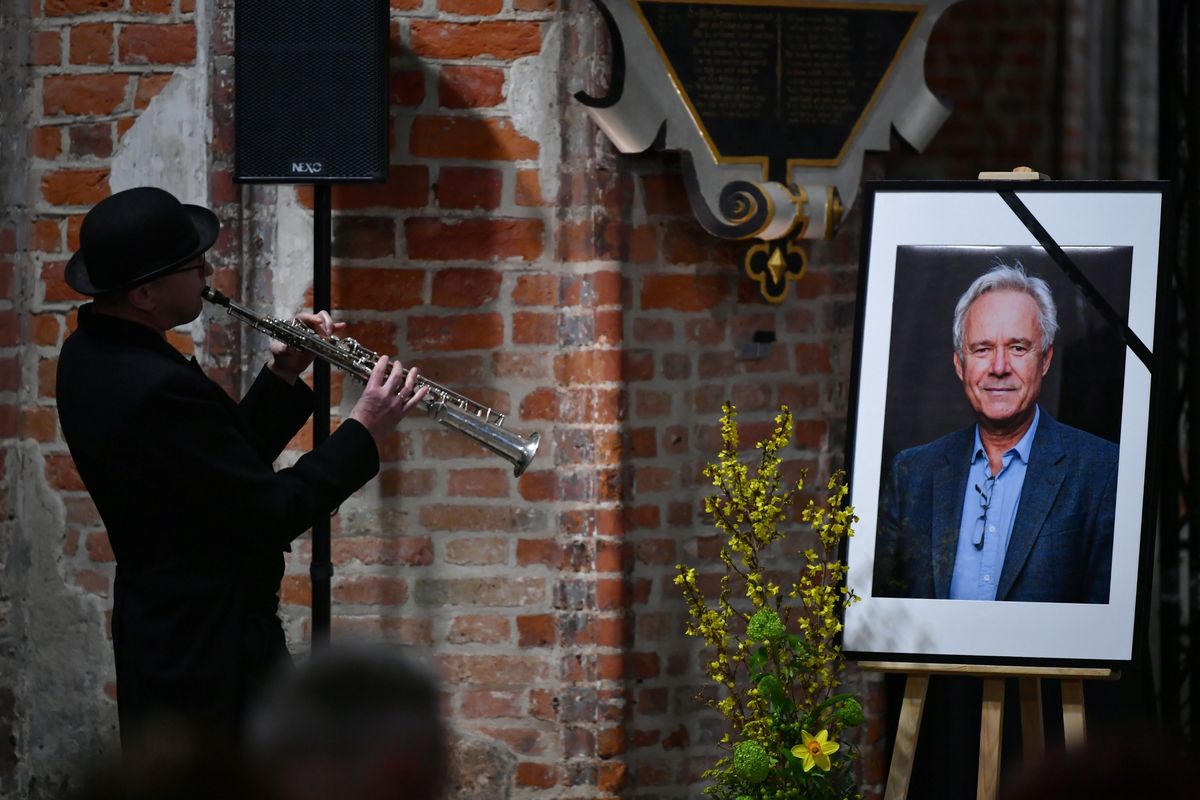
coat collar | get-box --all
[76,304,193,367]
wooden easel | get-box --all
[860,661,1117,800]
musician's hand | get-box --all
[349,356,429,443]
[267,311,344,385]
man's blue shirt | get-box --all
[949,407,1041,600]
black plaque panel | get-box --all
[638,1,918,166]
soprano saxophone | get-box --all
[201,287,540,476]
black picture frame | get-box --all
[842,180,1171,668]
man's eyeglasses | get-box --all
[973,476,995,550]
[171,255,207,275]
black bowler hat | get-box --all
[65,186,220,296]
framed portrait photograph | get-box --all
[842,180,1171,667]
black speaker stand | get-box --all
[311,184,333,647]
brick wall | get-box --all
[0,0,1159,798]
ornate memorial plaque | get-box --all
[577,0,963,302]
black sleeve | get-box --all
[237,364,315,463]
[142,371,380,549]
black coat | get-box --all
[56,305,379,744]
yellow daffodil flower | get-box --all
[791,729,839,772]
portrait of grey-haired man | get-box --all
[873,262,1118,604]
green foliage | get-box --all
[674,403,862,800]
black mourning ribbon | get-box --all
[997,189,1152,370]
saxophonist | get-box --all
[55,187,428,754]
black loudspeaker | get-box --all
[234,0,389,183]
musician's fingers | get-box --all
[404,384,429,413]
[381,358,405,395]
[368,355,390,388]
[313,310,335,337]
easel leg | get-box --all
[977,677,1005,800]
[1061,678,1087,748]
[1018,677,1045,761]
[884,673,929,800]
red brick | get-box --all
[516,538,559,567]
[461,689,521,719]
[554,350,621,384]
[410,116,538,161]
[628,224,657,263]
[662,221,741,264]
[329,536,433,566]
[0,357,18,392]
[514,169,544,206]
[43,75,128,116]
[444,535,509,564]
[438,65,505,109]
[517,470,554,502]
[119,24,196,65]
[32,314,62,346]
[377,467,436,497]
[68,123,113,158]
[406,312,503,351]
[520,386,556,422]
[31,127,62,159]
[641,173,691,215]
[331,266,423,311]
[435,166,501,210]
[390,69,425,107]
[516,614,555,647]
[493,352,549,381]
[407,217,543,261]
[640,274,730,311]
[437,654,548,685]
[45,453,84,491]
[116,117,136,140]
[33,30,61,65]
[44,0,120,14]
[134,73,173,109]
[21,406,59,442]
[332,575,408,605]
[430,267,501,308]
[447,468,510,498]
[31,218,61,252]
[516,762,558,789]
[37,356,57,397]
[419,504,537,532]
[596,727,626,757]
[598,761,628,793]
[447,614,510,644]
[477,726,548,756]
[70,22,113,64]
[556,218,623,262]
[272,575,317,611]
[331,319,391,357]
[438,0,502,13]
[329,616,433,645]
[409,21,540,60]
[512,311,556,345]
[85,532,115,562]
[512,274,556,306]
[131,0,172,10]
[41,170,109,207]
[794,342,832,373]
[332,216,394,259]
[75,569,109,596]
[293,165,430,211]
[794,419,828,451]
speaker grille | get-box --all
[234,0,389,183]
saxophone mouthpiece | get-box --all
[201,286,228,305]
